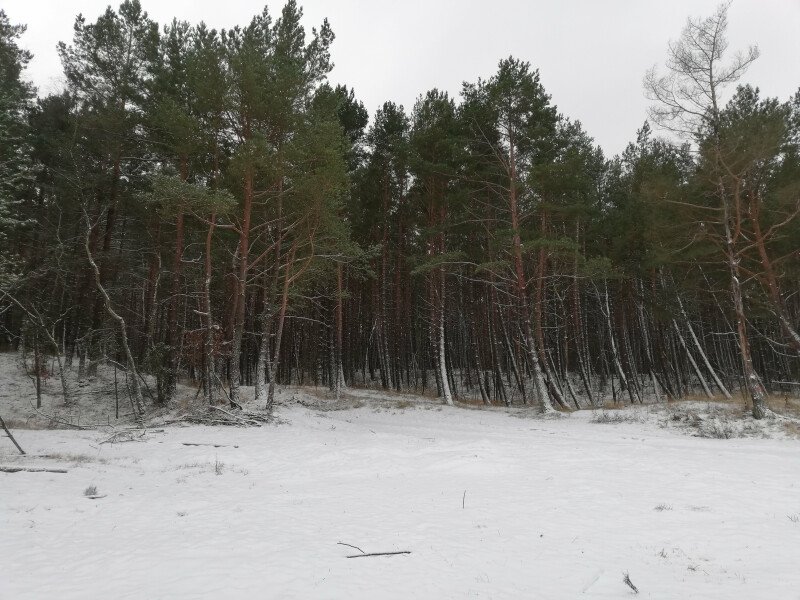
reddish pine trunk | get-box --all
[162,156,189,403]
[229,166,254,405]
[750,198,800,353]
[266,242,297,409]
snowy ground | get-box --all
[3,386,800,599]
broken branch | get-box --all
[337,542,365,554]
[346,551,411,558]
[0,466,68,474]
[0,415,25,455]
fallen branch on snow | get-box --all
[193,406,272,427]
[99,428,165,445]
[209,405,250,423]
[0,466,68,474]
[163,407,275,428]
[347,551,411,558]
[337,542,411,559]
[182,442,240,448]
[100,430,145,444]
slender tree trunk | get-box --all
[635,286,662,402]
[266,243,297,409]
[675,293,732,399]
[33,334,42,409]
[162,155,189,404]
[722,179,768,418]
[672,319,713,398]
[508,136,553,413]
[229,166,254,406]
[534,208,566,408]
[437,266,453,406]
[334,263,346,394]
[141,220,161,360]
[255,202,282,404]
[601,281,631,402]
[203,213,217,405]
[750,202,800,354]
[85,214,144,420]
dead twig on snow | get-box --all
[100,430,147,445]
[347,551,411,558]
[337,542,365,554]
[623,572,639,594]
[182,442,239,448]
[337,542,410,558]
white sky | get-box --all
[4,0,799,156]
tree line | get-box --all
[1,1,798,419]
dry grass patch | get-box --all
[174,460,249,476]
[42,452,108,465]
[781,421,800,439]
[591,410,644,424]
[663,404,778,439]
[1,416,60,430]
[601,399,632,410]
[676,392,738,405]
[669,392,800,418]
[393,399,414,410]
[301,388,366,410]
[768,395,800,418]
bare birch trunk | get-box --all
[601,281,630,401]
[85,214,144,420]
[672,319,713,398]
[676,296,732,399]
[438,268,453,406]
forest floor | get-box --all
[2,352,800,599]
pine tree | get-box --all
[0,10,35,280]
[58,0,159,373]
[409,89,463,404]
[462,57,559,412]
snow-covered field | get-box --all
[3,387,800,599]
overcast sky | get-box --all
[4,0,799,156]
